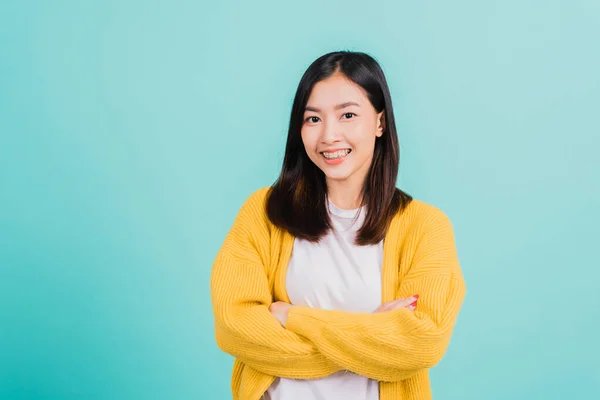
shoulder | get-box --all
[246,186,271,203]
[219,187,274,253]
[239,186,271,213]
[230,186,273,228]
[394,198,455,235]
[404,198,451,221]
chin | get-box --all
[322,169,353,182]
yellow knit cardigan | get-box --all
[210,188,466,400]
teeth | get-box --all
[322,149,351,159]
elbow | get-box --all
[415,335,451,369]
[419,344,445,369]
[407,314,459,369]
[376,339,447,382]
[214,332,228,353]
[389,332,449,372]
[214,324,237,356]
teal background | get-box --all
[1,0,599,399]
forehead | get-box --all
[306,74,368,108]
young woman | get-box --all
[210,51,466,400]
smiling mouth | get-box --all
[321,149,351,160]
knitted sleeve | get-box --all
[210,189,340,379]
[285,208,466,382]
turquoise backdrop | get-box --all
[1,0,599,399]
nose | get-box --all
[320,119,342,144]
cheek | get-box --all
[301,129,316,152]
[348,122,376,148]
[300,132,308,151]
[348,131,377,162]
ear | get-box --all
[376,110,386,137]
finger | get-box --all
[386,295,419,311]
[269,301,285,313]
[376,295,420,313]
[377,300,395,312]
[378,300,401,312]
[374,304,390,313]
[389,302,417,312]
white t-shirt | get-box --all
[264,199,383,400]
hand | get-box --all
[374,295,419,313]
[269,301,292,327]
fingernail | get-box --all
[409,300,418,307]
[413,295,419,299]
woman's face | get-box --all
[301,73,384,187]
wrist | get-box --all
[282,304,293,327]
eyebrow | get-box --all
[305,101,360,112]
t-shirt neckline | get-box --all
[327,198,365,219]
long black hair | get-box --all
[266,51,412,245]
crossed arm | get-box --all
[210,194,466,382]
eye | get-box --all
[342,112,356,119]
[305,116,320,123]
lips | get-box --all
[320,149,351,165]
[321,149,352,160]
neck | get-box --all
[326,179,364,210]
